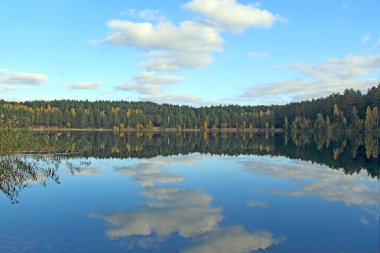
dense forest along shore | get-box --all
[0,85,379,133]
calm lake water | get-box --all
[0,132,379,252]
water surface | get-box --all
[0,132,379,252]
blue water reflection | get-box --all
[0,153,378,252]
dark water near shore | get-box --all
[0,132,379,252]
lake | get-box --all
[0,131,379,252]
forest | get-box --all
[0,84,379,132]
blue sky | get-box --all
[0,0,379,105]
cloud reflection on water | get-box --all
[242,157,379,207]
[182,226,282,253]
[92,155,282,252]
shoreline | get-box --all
[26,127,380,136]
[28,127,284,133]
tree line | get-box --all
[0,84,379,131]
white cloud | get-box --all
[116,71,211,105]
[135,173,185,187]
[103,2,278,104]
[93,155,284,251]
[248,51,269,60]
[183,226,280,253]
[142,50,216,71]
[141,186,213,208]
[98,186,222,238]
[98,156,222,238]
[113,156,204,186]
[105,20,222,53]
[65,81,102,90]
[115,155,202,175]
[115,168,184,187]
[242,157,380,207]
[0,68,47,85]
[135,71,186,85]
[287,54,380,79]
[117,82,162,96]
[140,93,206,105]
[242,53,380,104]
[114,155,203,185]
[361,34,371,44]
[105,20,223,72]
[114,162,161,176]
[184,0,277,32]
[116,71,185,94]
[156,154,203,165]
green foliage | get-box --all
[0,116,58,155]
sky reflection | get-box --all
[92,155,282,252]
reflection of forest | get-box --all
[0,153,89,203]
[0,128,89,203]
[1,130,378,203]
[58,131,379,178]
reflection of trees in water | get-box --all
[57,131,379,177]
[0,124,90,204]
[291,131,312,147]
[0,155,60,203]
[364,134,379,159]
[0,155,90,204]
[2,129,377,202]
